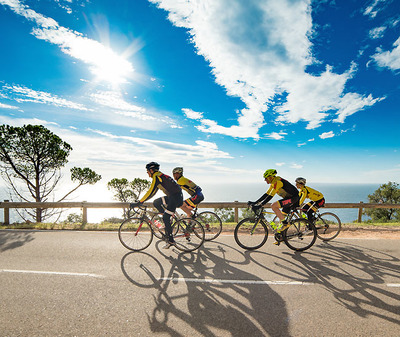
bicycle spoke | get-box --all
[173,218,205,252]
[234,218,268,250]
[196,211,223,241]
[283,218,316,251]
[315,212,341,241]
[118,217,153,251]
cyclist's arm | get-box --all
[255,185,277,205]
[298,189,307,205]
[139,176,159,203]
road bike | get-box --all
[272,208,341,241]
[234,206,317,252]
[118,205,205,253]
[151,206,222,241]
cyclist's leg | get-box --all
[163,192,183,244]
[182,193,204,217]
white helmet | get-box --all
[172,167,183,174]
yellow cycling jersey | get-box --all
[140,171,181,203]
[176,176,202,196]
[266,176,298,199]
[298,185,324,205]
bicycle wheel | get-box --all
[315,212,341,241]
[196,211,223,241]
[173,218,205,252]
[150,213,167,239]
[234,218,268,250]
[283,218,317,252]
[118,217,153,251]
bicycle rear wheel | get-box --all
[118,217,153,251]
[234,218,268,250]
[196,211,223,241]
[315,212,341,241]
[283,218,316,252]
[173,218,205,252]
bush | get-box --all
[364,182,400,222]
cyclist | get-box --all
[172,167,204,218]
[131,162,183,249]
[248,169,299,243]
[295,177,325,222]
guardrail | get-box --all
[1,200,399,224]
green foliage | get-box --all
[0,124,101,222]
[364,182,400,222]
[65,213,83,224]
[240,207,255,220]
[71,167,102,185]
[107,177,151,219]
[214,207,234,222]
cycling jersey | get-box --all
[298,186,324,205]
[256,176,298,205]
[176,176,202,196]
[140,171,181,203]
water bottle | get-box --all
[154,220,164,229]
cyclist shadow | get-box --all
[288,240,400,325]
[121,240,293,337]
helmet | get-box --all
[295,177,306,185]
[263,169,277,178]
[145,162,160,171]
[172,167,183,174]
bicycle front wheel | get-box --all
[283,218,316,252]
[315,212,341,241]
[197,211,223,241]
[234,218,268,250]
[173,218,205,252]
[118,217,153,251]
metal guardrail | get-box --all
[1,200,399,224]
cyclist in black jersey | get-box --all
[248,169,299,236]
[131,162,183,249]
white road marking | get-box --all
[158,277,314,285]
[387,283,400,287]
[0,269,104,278]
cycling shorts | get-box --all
[184,192,204,208]
[278,195,300,215]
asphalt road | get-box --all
[1,230,399,336]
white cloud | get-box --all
[1,84,89,110]
[369,26,386,39]
[149,0,381,138]
[319,131,335,139]
[182,108,204,120]
[290,163,303,169]
[372,37,400,70]
[0,0,134,85]
[276,162,285,167]
[363,0,386,18]
[265,131,287,140]
[0,102,19,110]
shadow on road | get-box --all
[121,240,292,336]
[120,238,400,336]
[0,230,34,252]
[289,241,400,326]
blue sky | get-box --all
[0,0,399,202]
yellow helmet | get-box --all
[263,169,277,178]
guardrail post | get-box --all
[234,201,239,223]
[82,201,87,225]
[358,201,363,223]
[3,200,10,225]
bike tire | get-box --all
[283,218,317,252]
[234,218,268,250]
[118,217,153,251]
[196,211,223,241]
[172,218,205,252]
[150,213,180,239]
[315,212,341,241]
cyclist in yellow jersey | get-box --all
[295,177,325,222]
[172,167,204,217]
[248,169,299,234]
[130,162,183,249]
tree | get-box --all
[107,177,150,218]
[214,207,234,222]
[0,124,101,222]
[364,182,400,222]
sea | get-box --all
[1,183,381,224]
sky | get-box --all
[0,0,400,204]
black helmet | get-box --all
[145,162,160,171]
